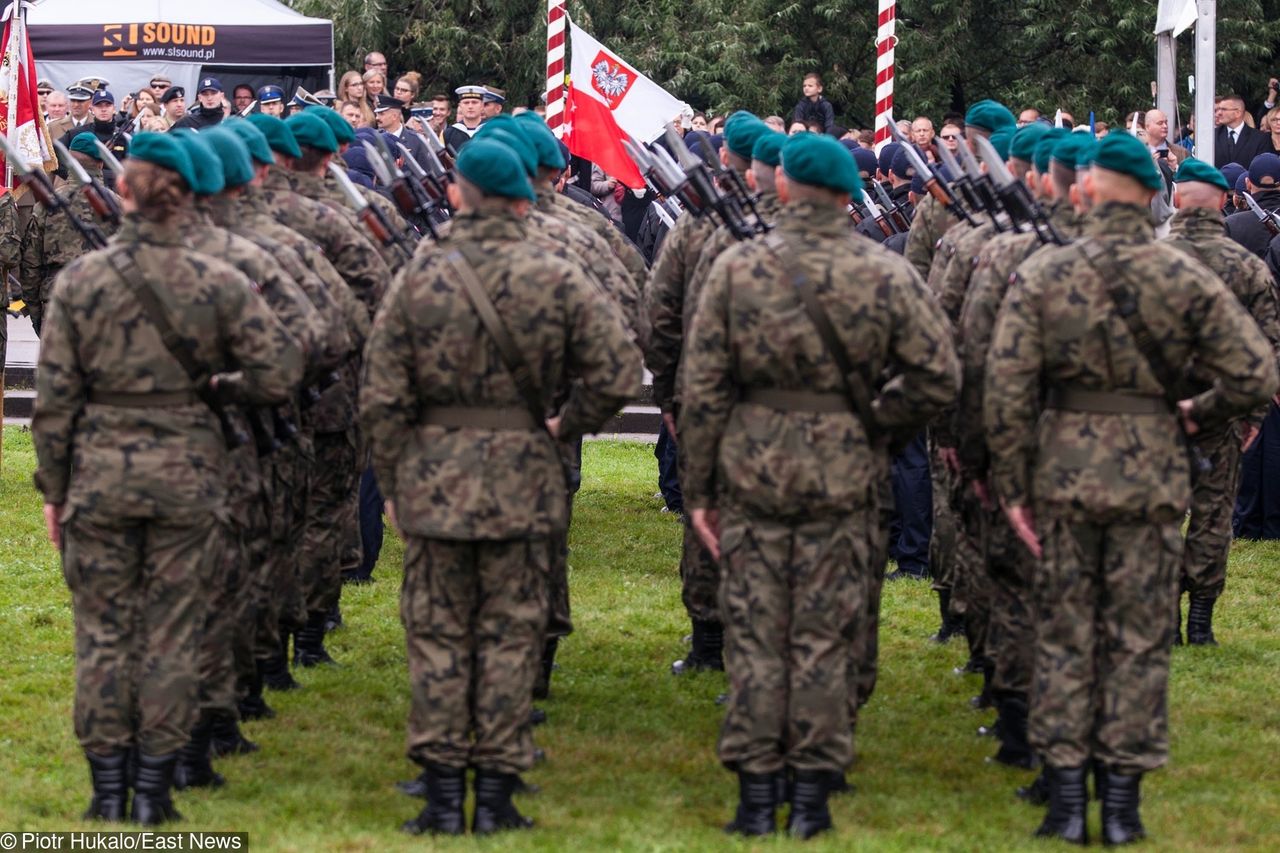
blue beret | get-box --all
[225,119,276,166]
[988,128,1014,161]
[284,112,338,153]
[455,138,536,202]
[69,132,102,160]
[1032,127,1070,172]
[514,112,566,170]
[474,125,537,177]
[1248,152,1280,187]
[1172,157,1229,191]
[1221,162,1247,190]
[890,145,917,180]
[684,130,715,163]
[964,99,1016,132]
[781,132,863,197]
[1010,124,1050,163]
[343,145,376,179]
[877,142,901,177]
[124,132,198,191]
[751,130,785,167]
[203,127,255,189]
[306,105,356,146]
[1235,172,1249,193]
[246,114,301,159]
[170,131,226,196]
[1091,132,1163,190]
[851,146,878,178]
[724,114,769,161]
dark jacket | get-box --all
[792,96,836,134]
[1225,187,1280,258]
[171,105,224,131]
[1214,124,1273,170]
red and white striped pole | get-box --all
[545,0,567,138]
[873,0,897,150]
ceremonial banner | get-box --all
[0,0,53,191]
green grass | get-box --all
[1,427,1279,850]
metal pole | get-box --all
[1194,0,1216,164]
[1156,33,1177,128]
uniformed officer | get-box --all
[172,77,225,130]
[443,85,486,151]
[159,86,187,127]
[258,85,286,118]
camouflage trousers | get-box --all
[676,431,721,623]
[718,509,870,775]
[953,489,992,660]
[1182,425,1243,599]
[848,477,894,723]
[982,507,1035,697]
[401,536,550,774]
[927,437,982,596]
[62,512,222,755]
[254,440,310,661]
[300,430,358,616]
[546,438,583,640]
[1030,517,1182,772]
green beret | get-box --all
[1050,134,1087,170]
[284,112,338,153]
[964,99,1016,133]
[781,132,863,197]
[1071,137,1099,171]
[751,131,786,167]
[513,112,566,170]
[171,131,226,196]
[127,132,198,191]
[1010,124,1050,163]
[69,132,102,161]
[455,138,536,202]
[1033,127,1070,173]
[1090,132,1163,189]
[725,115,769,161]
[1172,157,1229,192]
[246,114,301,159]
[225,119,276,166]
[475,125,537,177]
[203,127,255,188]
[988,128,1014,160]
[306,105,356,145]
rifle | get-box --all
[1243,192,1280,237]
[238,100,258,118]
[399,140,454,216]
[327,161,414,262]
[622,139,684,226]
[861,189,896,238]
[641,140,709,217]
[953,136,1011,233]
[885,115,976,225]
[935,141,986,219]
[663,123,768,240]
[870,180,911,233]
[361,139,438,241]
[0,134,108,250]
[92,139,127,181]
[972,135,1067,246]
[53,140,122,226]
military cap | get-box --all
[1032,127,1070,173]
[513,112,566,170]
[69,133,103,161]
[1089,132,1163,190]
[483,86,506,104]
[1235,172,1249,193]
[247,113,302,159]
[257,85,284,104]
[455,138,536,202]
[1172,157,1229,192]
[149,74,172,87]
[37,79,53,95]
[284,111,339,153]
[203,127,256,188]
[67,85,93,102]
[171,131,227,196]
[1010,123,1051,163]
[475,125,537,177]
[964,99,1016,133]
[306,105,356,145]
[1050,134,1086,170]
[1248,152,1280,187]
[988,128,1014,160]
[76,76,109,92]
[1071,137,1099,170]
[128,132,198,191]
[198,76,224,94]
[851,146,878,178]
[781,132,863,197]
[225,119,276,166]
[877,142,901,177]
[723,112,767,160]
[890,145,917,180]
[455,85,486,102]
[752,131,786,167]
[313,89,338,106]
[1221,162,1247,191]
[90,90,114,106]
[373,93,403,114]
[160,86,185,105]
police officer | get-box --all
[258,85,286,118]
[172,77,226,130]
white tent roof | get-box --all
[26,0,330,27]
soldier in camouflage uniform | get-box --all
[31,133,302,824]
[681,133,958,839]
[984,133,1278,845]
[19,135,121,336]
[360,139,640,835]
[1163,159,1280,645]
[0,193,17,373]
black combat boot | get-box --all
[293,611,337,667]
[260,638,301,691]
[83,750,128,821]
[532,638,559,700]
[930,590,965,643]
[395,768,429,799]
[1034,765,1088,845]
[786,770,833,840]
[238,668,275,721]
[130,752,183,826]
[970,659,995,710]
[1098,765,1146,845]
[209,710,259,757]
[173,714,225,790]
[402,763,466,836]
[1186,594,1218,646]
[472,769,534,834]
[671,620,725,675]
[724,771,778,836]
[1016,767,1049,805]
[992,693,1037,769]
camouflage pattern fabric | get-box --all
[547,189,647,288]
[0,193,17,367]
[904,192,959,282]
[300,430,358,616]
[644,211,716,413]
[291,168,405,274]
[849,469,893,721]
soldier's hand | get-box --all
[43,503,63,551]
[690,508,720,561]
[940,446,961,475]
[662,412,678,444]
[1176,399,1200,436]
[1002,502,1042,559]
[1241,423,1260,452]
[545,415,563,439]
[971,479,994,511]
[384,499,399,532]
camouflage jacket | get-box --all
[936,220,998,326]
[985,201,1279,523]
[905,192,959,281]
[644,211,717,412]
[685,191,784,335]
[680,201,959,520]
[956,201,1082,476]
[32,216,303,519]
[548,189,647,287]
[0,194,17,310]
[20,173,121,308]
[286,168,404,273]
[359,210,642,540]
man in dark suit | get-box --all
[374,93,430,172]
[1214,95,1272,169]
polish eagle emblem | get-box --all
[589,51,634,109]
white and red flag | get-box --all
[563,19,683,189]
[0,0,53,193]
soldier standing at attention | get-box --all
[360,139,640,836]
[984,133,1278,845]
[31,133,302,824]
[1162,159,1280,644]
[680,133,957,839]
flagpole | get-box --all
[1193,0,1215,165]
[545,0,567,138]
[873,0,897,151]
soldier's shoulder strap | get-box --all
[443,247,547,431]
[761,231,879,441]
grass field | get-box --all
[1,425,1278,851]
